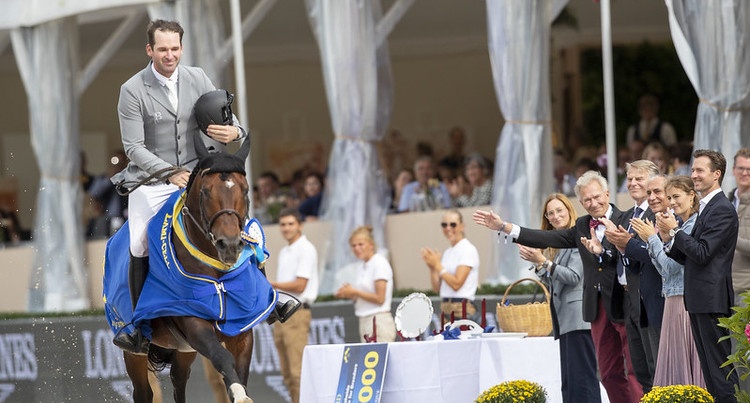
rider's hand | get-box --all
[168,171,191,188]
[206,124,240,144]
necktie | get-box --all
[628,207,643,235]
[165,79,178,110]
[589,218,601,229]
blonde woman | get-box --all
[335,226,396,342]
[630,176,705,387]
[421,209,480,323]
[517,193,600,403]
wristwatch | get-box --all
[669,226,682,237]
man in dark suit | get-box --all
[658,149,739,402]
[473,170,643,403]
[603,162,665,393]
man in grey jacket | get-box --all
[729,147,750,390]
[111,19,245,353]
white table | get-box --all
[300,336,609,403]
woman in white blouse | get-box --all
[335,226,396,342]
[421,209,480,323]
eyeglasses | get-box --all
[545,208,566,218]
[735,167,750,174]
[440,222,458,228]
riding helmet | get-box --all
[194,89,234,135]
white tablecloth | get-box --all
[300,336,609,403]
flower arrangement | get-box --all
[475,380,547,403]
[640,385,713,403]
[717,290,750,402]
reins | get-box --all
[115,166,192,196]
[181,170,246,248]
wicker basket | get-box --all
[496,277,553,337]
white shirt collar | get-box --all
[699,187,723,214]
[151,63,179,86]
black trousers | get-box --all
[559,329,601,403]
[689,312,738,403]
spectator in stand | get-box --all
[335,226,396,342]
[390,168,413,213]
[397,156,451,213]
[642,141,671,174]
[87,149,129,238]
[626,94,677,147]
[298,172,324,221]
[669,142,693,176]
[255,171,288,224]
[553,149,577,196]
[630,175,705,388]
[518,193,601,402]
[438,126,467,178]
[574,158,601,179]
[449,153,493,207]
[421,209,480,324]
[0,205,22,246]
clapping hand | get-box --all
[580,226,604,256]
[655,211,679,241]
[630,217,655,242]
[601,217,633,252]
[420,247,442,272]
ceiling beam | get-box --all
[216,0,278,65]
[77,8,147,96]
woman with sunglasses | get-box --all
[630,176,705,387]
[335,226,396,342]
[421,209,480,323]
[516,193,601,403]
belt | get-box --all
[301,302,311,309]
[442,298,468,303]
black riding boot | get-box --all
[112,255,150,353]
[259,267,302,325]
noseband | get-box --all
[181,170,247,247]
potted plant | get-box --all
[718,290,750,402]
[640,385,713,403]
[475,380,547,403]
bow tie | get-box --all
[589,218,601,229]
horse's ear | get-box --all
[235,136,251,161]
[194,131,210,161]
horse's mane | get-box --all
[186,152,247,192]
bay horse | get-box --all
[112,134,274,403]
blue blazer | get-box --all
[621,207,665,328]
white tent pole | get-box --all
[600,0,617,195]
[229,0,253,215]
[217,0,277,64]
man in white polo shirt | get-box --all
[270,208,319,403]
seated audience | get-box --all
[449,153,493,207]
[398,156,451,213]
[298,172,324,221]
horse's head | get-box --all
[183,133,251,267]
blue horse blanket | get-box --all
[103,190,277,339]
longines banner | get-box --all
[0,297,506,402]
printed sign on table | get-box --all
[335,343,389,403]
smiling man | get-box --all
[111,19,247,353]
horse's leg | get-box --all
[123,352,153,403]
[174,317,253,403]
[223,331,254,385]
[169,351,197,403]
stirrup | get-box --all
[113,329,150,354]
[266,291,303,325]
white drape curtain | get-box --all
[666,0,750,191]
[486,0,566,283]
[11,17,88,311]
[306,0,393,293]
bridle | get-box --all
[181,170,248,247]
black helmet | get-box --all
[194,89,234,135]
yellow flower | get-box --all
[475,380,547,403]
[640,385,713,403]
